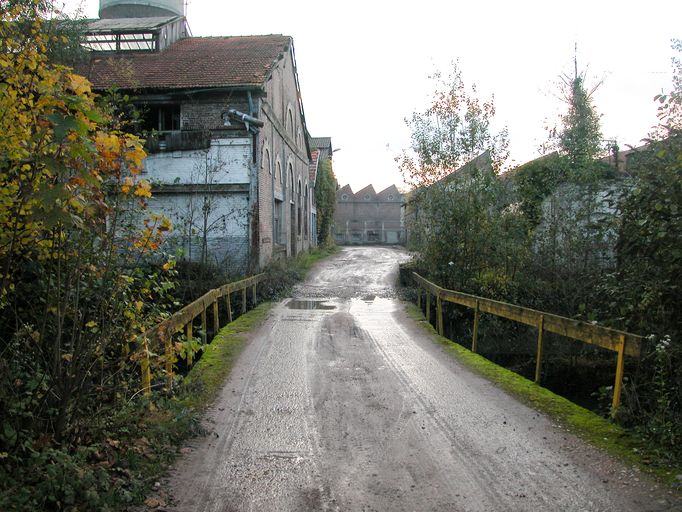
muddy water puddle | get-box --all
[286,299,336,310]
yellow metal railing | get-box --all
[139,273,266,394]
[412,272,643,412]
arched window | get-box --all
[297,179,302,235]
[304,184,309,237]
[263,148,271,174]
[276,161,282,183]
[286,107,294,138]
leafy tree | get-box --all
[558,73,603,175]
[397,63,509,187]
[597,40,682,451]
[0,2,176,502]
[315,157,336,246]
[512,153,564,228]
[400,65,524,298]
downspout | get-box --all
[270,111,276,249]
[248,90,259,271]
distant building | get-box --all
[334,185,404,244]
[307,137,336,245]
[79,0,318,274]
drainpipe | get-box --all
[270,108,276,251]
[248,99,260,272]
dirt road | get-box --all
[166,247,680,511]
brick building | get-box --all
[334,184,404,244]
[81,0,316,273]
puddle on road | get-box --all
[286,299,336,310]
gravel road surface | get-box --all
[165,247,681,512]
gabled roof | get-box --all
[310,137,332,149]
[336,184,353,198]
[310,137,333,160]
[376,184,400,199]
[84,35,291,90]
[355,184,376,198]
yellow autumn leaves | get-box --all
[0,3,173,305]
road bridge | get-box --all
[165,246,679,511]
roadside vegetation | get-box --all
[0,2,337,509]
[401,47,682,471]
[315,157,338,247]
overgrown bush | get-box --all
[0,2,181,509]
[403,47,682,464]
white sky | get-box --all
[61,0,680,192]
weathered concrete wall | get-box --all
[143,138,251,185]
[149,192,250,274]
[138,47,313,272]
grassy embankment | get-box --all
[116,246,340,508]
[405,302,682,489]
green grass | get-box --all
[405,302,682,488]
[179,303,273,409]
[0,247,342,512]
[180,245,339,410]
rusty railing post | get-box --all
[535,314,545,383]
[201,307,208,344]
[163,331,174,390]
[417,286,422,310]
[186,322,193,366]
[436,293,444,336]
[612,334,626,414]
[213,301,219,336]
[226,292,233,323]
[140,335,152,396]
[425,291,431,324]
[472,299,480,353]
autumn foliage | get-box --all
[0,2,178,509]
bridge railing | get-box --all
[410,272,643,412]
[138,273,266,395]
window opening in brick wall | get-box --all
[304,184,309,237]
[274,199,283,244]
[297,180,302,236]
[141,104,180,132]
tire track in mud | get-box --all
[170,306,334,512]
[165,247,680,512]
[351,298,666,511]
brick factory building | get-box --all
[80,0,317,274]
[334,185,405,245]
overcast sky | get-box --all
[61,0,680,192]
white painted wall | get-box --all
[143,138,252,185]
[149,193,250,273]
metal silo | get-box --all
[99,0,185,18]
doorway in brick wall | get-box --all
[290,202,297,256]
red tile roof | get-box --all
[309,150,320,183]
[85,35,291,90]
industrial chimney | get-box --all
[99,0,185,19]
